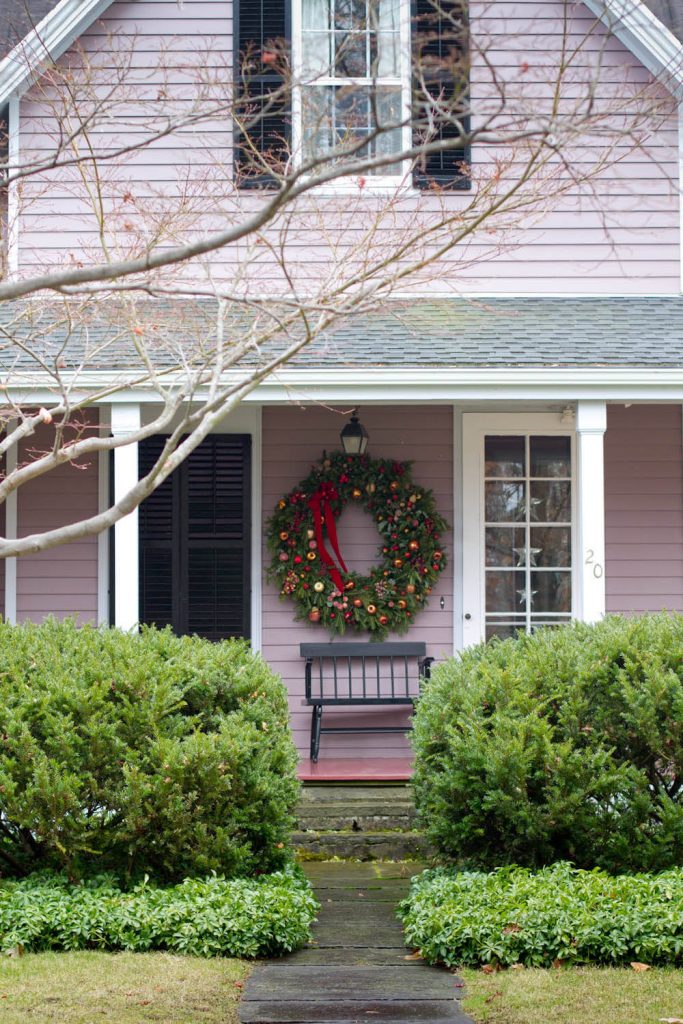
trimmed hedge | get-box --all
[0,619,299,881]
[412,614,683,873]
[399,863,683,968]
[0,868,318,957]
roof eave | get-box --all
[0,0,115,106]
[583,0,683,98]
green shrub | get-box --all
[399,862,683,968]
[412,614,683,872]
[0,619,299,881]
[0,867,318,957]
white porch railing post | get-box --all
[111,403,141,630]
[576,400,607,624]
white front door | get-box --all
[462,413,576,647]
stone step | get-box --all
[299,784,413,805]
[296,806,416,832]
[292,829,431,861]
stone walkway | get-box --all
[239,862,471,1023]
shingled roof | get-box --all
[1,296,682,374]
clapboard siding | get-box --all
[16,422,99,623]
[15,0,679,293]
[262,405,453,758]
[604,405,683,615]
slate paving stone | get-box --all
[243,966,462,1001]
[238,861,469,1024]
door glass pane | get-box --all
[530,526,571,567]
[485,436,525,477]
[530,436,571,477]
[485,527,526,567]
[530,571,572,613]
[486,571,526,613]
[485,481,525,522]
[530,480,571,522]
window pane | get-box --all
[530,571,572,613]
[302,32,332,75]
[486,571,526,613]
[334,32,367,75]
[485,481,525,522]
[530,436,571,478]
[303,0,331,30]
[485,527,525,567]
[485,436,525,478]
[530,526,571,567]
[486,621,525,642]
[335,0,367,29]
[530,480,571,522]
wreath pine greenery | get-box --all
[266,450,449,639]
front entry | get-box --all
[138,434,252,640]
[463,413,575,647]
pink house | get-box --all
[1,0,682,777]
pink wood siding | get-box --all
[605,404,683,614]
[15,0,680,294]
[16,424,99,623]
[262,405,454,758]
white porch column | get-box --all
[111,403,141,630]
[576,400,607,623]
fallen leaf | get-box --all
[502,923,521,934]
[510,964,525,970]
[454,982,465,989]
[404,951,423,960]
[630,962,651,972]
[552,959,566,970]
[485,991,503,1004]
[481,964,498,974]
[234,981,244,989]
[138,1000,151,1006]
[659,1018,683,1023]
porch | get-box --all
[4,399,683,773]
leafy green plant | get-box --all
[0,619,299,881]
[0,867,318,957]
[399,862,683,967]
[412,614,683,872]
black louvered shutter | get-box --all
[234,0,291,188]
[139,435,251,641]
[412,0,471,191]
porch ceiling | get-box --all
[2,297,683,378]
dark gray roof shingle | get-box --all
[0,1,61,64]
[642,1,683,42]
[1,296,682,375]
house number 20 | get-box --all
[585,549,604,578]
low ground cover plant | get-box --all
[399,862,683,968]
[0,619,299,881]
[412,614,683,872]
[0,868,318,957]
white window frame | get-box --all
[462,412,578,648]
[291,0,413,189]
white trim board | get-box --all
[0,0,116,106]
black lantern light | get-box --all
[340,409,369,455]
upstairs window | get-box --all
[294,0,409,179]
[234,0,470,190]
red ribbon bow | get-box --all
[307,483,348,591]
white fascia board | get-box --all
[6,366,683,404]
[0,0,116,106]
[583,0,683,98]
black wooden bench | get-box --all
[300,642,434,762]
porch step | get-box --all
[294,783,430,861]
[292,829,430,860]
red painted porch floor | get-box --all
[297,756,413,782]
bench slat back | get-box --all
[301,642,428,704]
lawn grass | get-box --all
[0,950,250,1023]
[462,966,683,1024]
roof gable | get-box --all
[0,0,682,107]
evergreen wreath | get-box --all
[266,450,448,638]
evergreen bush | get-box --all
[412,614,683,872]
[0,619,299,881]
